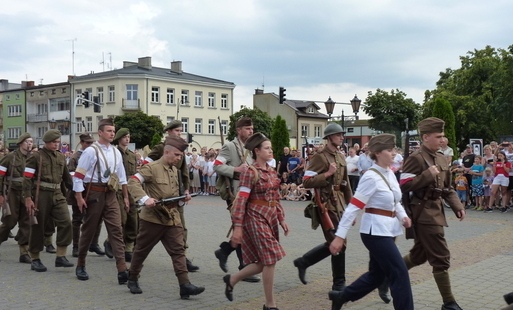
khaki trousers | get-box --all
[0,188,30,246]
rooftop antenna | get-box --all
[66,38,77,75]
[100,52,105,71]
[108,52,112,70]
[262,76,265,91]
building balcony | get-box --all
[122,98,141,111]
[27,113,49,122]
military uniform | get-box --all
[400,117,465,310]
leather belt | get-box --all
[365,207,396,218]
[333,185,341,191]
[7,177,23,182]
[85,183,109,192]
[248,199,278,207]
[39,181,61,189]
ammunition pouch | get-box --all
[423,187,451,200]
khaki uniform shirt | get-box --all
[128,159,181,226]
[146,142,189,191]
[0,149,30,191]
[214,138,253,193]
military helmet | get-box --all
[323,122,345,139]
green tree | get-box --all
[114,112,164,149]
[227,106,274,141]
[271,115,290,160]
[431,98,457,158]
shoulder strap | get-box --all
[248,165,259,184]
[368,168,392,191]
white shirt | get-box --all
[345,154,360,176]
[506,150,513,176]
[391,153,403,172]
[357,153,373,174]
[73,142,128,192]
[335,163,407,239]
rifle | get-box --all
[217,116,235,202]
[1,154,16,217]
[138,193,198,208]
[30,153,44,226]
[402,118,415,239]
[313,188,335,237]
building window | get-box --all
[8,105,22,117]
[86,117,93,132]
[37,103,47,115]
[166,88,175,105]
[181,117,189,133]
[76,89,82,97]
[126,84,138,100]
[15,93,20,100]
[208,119,215,134]
[51,89,56,95]
[8,127,22,139]
[37,127,46,138]
[151,87,159,103]
[181,90,188,104]
[195,91,202,107]
[166,116,175,124]
[208,92,215,108]
[97,87,104,103]
[5,94,10,101]
[62,88,67,94]
[75,117,83,133]
[58,124,70,135]
[308,106,315,113]
[30,92,35,97]
[50,98,70,112]
[221,120,228,136]
[221,94,228,108]
[347,128,354,133]
[39,91,44,96]
[195,118,202,133]
[301,125,308,137]
[314,126,321,138]
[108,86,115,102]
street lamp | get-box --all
[49,118,57,129]
[64,117,71,129]
[350,94,362,120]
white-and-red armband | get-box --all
[0,165,7,176]
[214,155,227,166]
[303,170,318,181]
[142,157,153,165]
[73,167,88,180]
[349,192,369,209]
[238,186,251,198]
[399,173,416,186]
[131,173,145,183]
[23,167,36,178]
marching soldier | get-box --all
[0,133,33,263]
[127,135,204,299]
[23,129,74,272]
[142,120,198,272]
[400,117,466,310]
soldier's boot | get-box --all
[293,244,331,285]
[331,251,346,291]
[377,278,391,304]
[215,241,235,273]
[505,292,513,305]
[128,280,143,294]
[328,289,350,310]
[44,235,56,253]
[186,258,199,272]
[30,252,47,272]
[236,245,260,283]
[179,282,205,299]
[125,242,134,262]
[403,254,417,270]
[55,246,74,267]
[434,270,462,310]
[19,245,31,264]
[104,239,113,258]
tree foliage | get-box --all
[431,98,457,158]
[114,112,164,149]
[227,106,274,141]
[271,115,290,160]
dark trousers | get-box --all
[0,188,30,246]
[344,233,413,310]
[177,204,188,249]
[409,224,450,272]
[71,202,102,247]
[348,175,360,193]
[77,189,126,271]
[129,219,188,285]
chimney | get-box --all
[171,61,182,74]
[68,75,75,81]
[138,56,152,70]
[123,61,137,68]
[0,79,8,91]
[21,81,34,88]
[255,88,264,95]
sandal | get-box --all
[223,274,233,301]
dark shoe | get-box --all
[293,257,308,284]
[8,232,14,238]
[72,246,79,258]
[45,244,56,253]
[31,259,47,272]
[186,258,199,272]
[127,280,143,294]
[328,290,349,310]
[242,274,261,282]
[263,305,279,310]
[179,282,205,299]
[104,240,113,258]
[125,252,132,263]
[441,301,463,310]
[294,245,331,285]
[223,275,233,301]
[76,266,89,281]
[504,292,513,305]
[19,254,31,264]
[55,256,74,267]
[215,249,228,272]
[89,243,105,256]
[118,270,128,285]
[377,280,391,304]
[331,252,346,291]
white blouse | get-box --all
[335,163,408,239]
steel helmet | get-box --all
[323,122,345,139]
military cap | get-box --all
[244,132,269,151]
[165,135,188,152]
[17,132,32,145]
[164,120,182,132]
[42,129,61,142]
[323,122,345,139]
[418,117,444,134]
[98,118,114,129]
[368,133,396,153]
[236,117,253,128]
[114,128,130,141]
[79,133,94,143]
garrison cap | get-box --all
[368,133,396,153]
[164,120,182,132]
[42,129,61,142]
[236,117,253,128]
[79,133,94,143]
[17,132,32,145]
[418,117,445,134]
[114,128,130,142]
[98,118,114,129]
[244,132,269,151]
[165,135,188,152]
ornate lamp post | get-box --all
[49,118,57,129]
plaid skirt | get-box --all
[241,202,286,266]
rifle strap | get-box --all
[368,168,399,205]
[6,151,16,194]
[34,152,43,212]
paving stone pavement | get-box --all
[0,196,512,310]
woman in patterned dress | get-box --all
[223,133,290,310]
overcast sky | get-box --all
[1,0,512,117]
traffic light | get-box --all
[82,92,89,108]
[279,86,286,104]
[93,96,101,113]
[187,133,194,143]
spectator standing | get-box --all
[440,137,454,165]
[189,154,202,194]
[462,144,476,204]
[287,150,301,184]
[482,145,495,168]
[486,151,511,212]
[346,147,360,193]
[504,142,513,208]
[390,147,403,182]
[470,156,484,210]
[277,147,291,176]
[357,143,373,175]
[481,167,494,211]
[455,169,468,209]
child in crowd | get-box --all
[280,183,289,200]
[207,155,217,195]
[297,184,309,201]
[455,169,468,208]
[481,167,494,211]
[486,151,511,213]
[470,155,484,210]
[286,183,300,201]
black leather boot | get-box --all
[179,282,205,299]
[118,270,129,285]
[76,266,89,281]
[505,292,513,305]
[72,246,79,258]
[128,280,143,294]
[328,289,349,310]
[186,258,199,272]
[293,244,331,284]
[89,243,105,256]
[55,256,74,267]
[331,252,346,291]
[103,240,113,258]
[441,301,463,310]
[214,241,234,272]
[377,278,391,304]
[31,259,47,272]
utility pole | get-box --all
[66,38,77,75]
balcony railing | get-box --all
[122,98,141,110]
[27,113,49,122]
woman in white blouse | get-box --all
[328,134,414,310]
